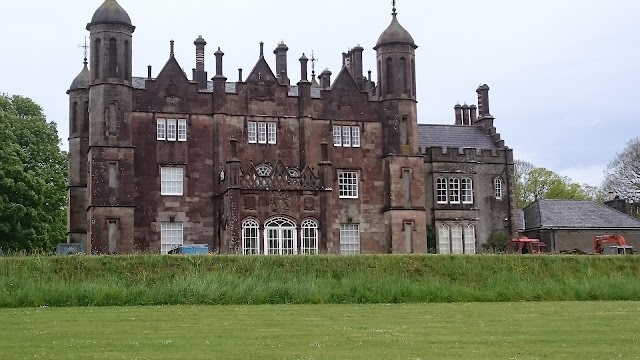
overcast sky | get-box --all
[1,0,638,186]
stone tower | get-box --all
[85,0,136,253]
[375,3,426,253]
[67,56,91,245]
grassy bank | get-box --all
[1,255,640,308]
[2,302,640,359]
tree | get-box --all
[0,94,67,253]
[514,160,592,209]
[602,137,640,204]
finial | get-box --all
[78,37,89,66]
[310,50,318,77]
[392,0,397,16]
[170,40,175,57]
[260,41,264,57]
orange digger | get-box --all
[593,235,634,255]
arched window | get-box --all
[400,116,409,146]
[109,38,117,79]
[461,177,474,204]
[71,102,78,134]
[301,219,319,255]
[124,40,130,80]
[436,177,448,204]
[264,217,297,255]
[411,59,416,96]
[494,178,503,199]
[255,164,272,177]
[377,60,382,97]
[451,224,463,254]
[93,38,101,80]
[449,178,460,204]
[83,101,89,132]
[400,57,407,94]
[242,219,260,255]
[438,224,450,254]
[108,102,118,133]
[464,225,476,254]
[385,57,394,95]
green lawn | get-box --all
[1,302,639,360]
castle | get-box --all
[67,0,516,255]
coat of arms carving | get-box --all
[270,193,291,214]
[249,77,275,101]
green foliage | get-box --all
[2,302,639,360]
[0,94,67,253]
[1,254,640,308]
[515,159,594,209]
[481,231,510,253]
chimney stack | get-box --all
[299,53,309,81]
[470,104,478,124]
[476,84,491,117]
[214,47,224,77]
[454,104,463,125]
[194,35,207,90]
[274,41,290,85]
[147,65,152,79]
[462,104,471,125]
[319,68,332,89]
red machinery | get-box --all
[593,235,634,255]
[508,236,548,254]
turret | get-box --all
[375,3,419,155]
[84,0,136,254]
[374,4,417,100]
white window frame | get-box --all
[257,122,267,144]
[161,222,183,254]
[333,125,342,147]
[301,219,319,255]
[161,167,184,196]
[342,126,351,147]
[338,171,358,199]
[449,178,460,204]
[167,119,177,141]
[157,118,166,140]
[451,224,464,254]
[177,119,187,142]
[263,217,297,255]
[242,219,260,255]
[464,225,476,254]
[248,121,257,144]
[268,122,277,144]
[340,224,360,255]
[351,126,361,148]
[495,178,503,199]
[436,177,448,204]
[438,224,450,254]
[462,177,474,204]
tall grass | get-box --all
[1,254,639,308]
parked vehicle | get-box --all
[593,235,634,255]
[508,237,547,254]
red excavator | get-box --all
[593,235,634,255]
[508,236,548,254]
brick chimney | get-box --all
[194,35,208,90]
[454,104,463,125]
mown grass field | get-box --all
[1,302,639,359]
[1,254,640,308]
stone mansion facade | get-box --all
[67,0,516,255]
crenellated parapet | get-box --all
[424,146,513,164]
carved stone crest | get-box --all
[249,78,275,101]
[244,195,257,211]
[303,197,315,212]
[270,193,291,214]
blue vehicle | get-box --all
[167,244,209,255]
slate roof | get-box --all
[523,199,640,230]
[418,124,497,150]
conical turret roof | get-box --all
[69,63,91,91]
[374,12,416,50]
[90,0,132,26]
